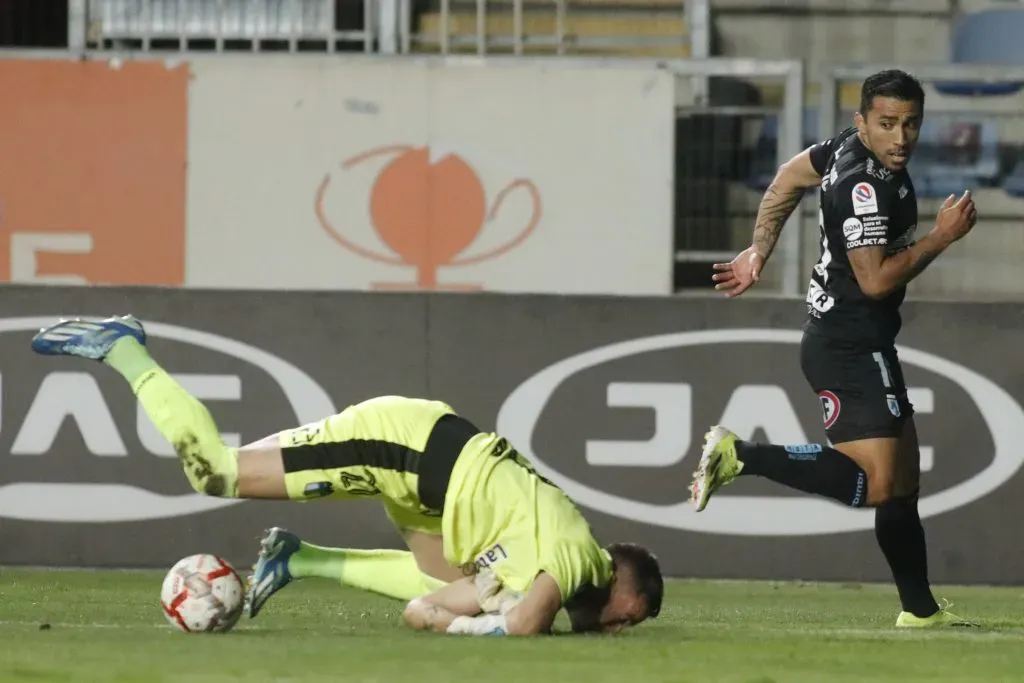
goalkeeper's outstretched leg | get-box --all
[31,314,285,500]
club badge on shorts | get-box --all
[886,393,901,418]
[818,390,841,429]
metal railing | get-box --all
[63,0,701,58]
[408,0,691,58]
[75,0,375,52]
[672,58,805,297]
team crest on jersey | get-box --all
[818,390,841,429]
[852,182,878,216]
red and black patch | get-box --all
[818,390,841,429]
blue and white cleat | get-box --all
[246,527,302,619]
[31,315,146,361]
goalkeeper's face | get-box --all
[564,575,648,634]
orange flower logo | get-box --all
[316,145,542,290]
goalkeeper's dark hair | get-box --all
[607,542,663,619]
[859,69,925,115]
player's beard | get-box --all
[855,129,902,170]
[865,132,913,170]
[564,584,612,633]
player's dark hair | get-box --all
[859,69,925,115]
[607,542,663,619]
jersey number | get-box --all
[338,470,381,496]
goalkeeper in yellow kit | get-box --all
[31,315,663,636]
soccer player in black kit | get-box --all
[689,70,979,628]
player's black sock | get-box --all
[875,494,939,617]
[735,441,868,507]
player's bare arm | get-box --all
[847,191,977,299]
[404,572,561,636]
[456,572,561,636]
[403,576,482,633]
[846,238,943,299]
[713,147,823,297]
[403,598,460,633]
[501,572,562,636]
[753,148,824,259]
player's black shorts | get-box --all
[799,331,914,443]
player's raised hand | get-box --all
[712,246,764,298]
[933,190,977,244]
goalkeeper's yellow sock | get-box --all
[288,543,446,601]
[103,337,239,497]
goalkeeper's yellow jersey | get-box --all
[441,433,613,602]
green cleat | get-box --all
[896,602,979,629]
[689,426,745,512]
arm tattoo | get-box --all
[900,249,938,285]
[753,182,804,258]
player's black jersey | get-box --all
[802,127,918,348]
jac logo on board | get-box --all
[314,145,542,291]
[0,318,335,523]
[497,329,1024,536]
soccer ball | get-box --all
[160,554,245,633]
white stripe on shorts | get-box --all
[872,351,893,389]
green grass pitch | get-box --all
[2,568,1024,682]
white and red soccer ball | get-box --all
[160,554,245,633]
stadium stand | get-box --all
[81,0,370,52]
[1002,157,1024,198]
[411,0,690,57]
[934,8,1024,96]
[910,117,1002,198]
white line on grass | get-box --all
[0,620,265,632]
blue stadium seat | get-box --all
[934,9,1024,96]
[909,116,1000,197]
[1001,156,1024,198]
[745,108,820,192]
